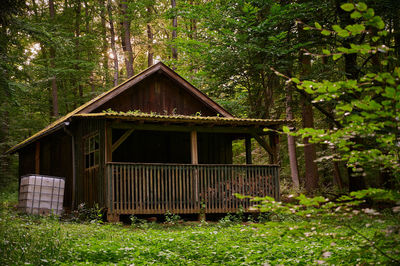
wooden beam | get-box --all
[191,131,198,164]
[252,133,273,157]
[35,141,40,174]
[111,122,266,135]
[245,136,252,165]
[112,129,134,152]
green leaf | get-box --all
[356,2,368,12]
[364,8,375,18]
[283,126,290,133]
[332,25,342,32]
[322,49,331,55]
[350,11,362,19]
[291,77,300,84]
[314,22,322,29]
[338,30,350,38]
[321,30,331,36]
[345,24,365,35]
[384,87,396,99]
[333,54,342,61]
[372,36,380,42]
[341,3,354,12]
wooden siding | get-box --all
[74,119,106,208]
[93,73,219,116]
[18,131,73,208]
[107,163,279,215]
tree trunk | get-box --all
[336,0,366,191]
[171,0,178,60]
[190,1,197,40]
[286,83,300,189]
[74,0,83,106]
[333,161,343,189]
[119,0,134,77]
[147,6,153,67]
[48,0,59,117]
[107,0,119,86]
[0,26,10,183]
[298,23,319,194]
[99,0,109,86]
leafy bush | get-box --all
[164,211,181,224]
[286,2,400,185]
[69,203,104,223]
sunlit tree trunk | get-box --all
[107,0,119,86]
[171,0,178,60]
[99,0,109,86]
[147,6,153,67]
[119,0,134,77]
[286,83,300,189]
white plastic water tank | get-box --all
[19,175,65,215]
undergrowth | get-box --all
[1,204,399,265]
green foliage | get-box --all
[70,203,104,223]
[251,188,400,219]
[291,2,400,184]
[0,203,399,265]
[164,210,181,225]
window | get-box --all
[84,133,100,169]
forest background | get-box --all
[1,0,400,195]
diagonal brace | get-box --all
[112,129,134,152]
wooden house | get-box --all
[7,62,286,221]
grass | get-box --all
[1,190,400,265]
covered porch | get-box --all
[76,113,284,221]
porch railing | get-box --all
[106,163,279,215]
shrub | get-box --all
[164,211,181,224]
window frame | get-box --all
[83,132,100,170]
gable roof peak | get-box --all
[7,61,232,154]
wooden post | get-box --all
[190,131,202,219]
[35,141,40,174]
[105,124,113,218]
[190,131,198,164]
[269,133,280,164]
[245,136,252,165]
[106,125,112,162]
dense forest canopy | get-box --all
[1,0,400,193]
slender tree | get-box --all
[147,6,154,67]
[48,0,59,117]
[74,0,83,106]
[99,0,110,86]
[119,0,134,77]
[286,83,300,189]
[107,0,119,86]
[171,0,178,60]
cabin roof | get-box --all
[7,62,286,154]
[74,113,289,127]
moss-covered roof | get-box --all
[7,65,159,154]
[74,113,288,127]
[7,62,288,154]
